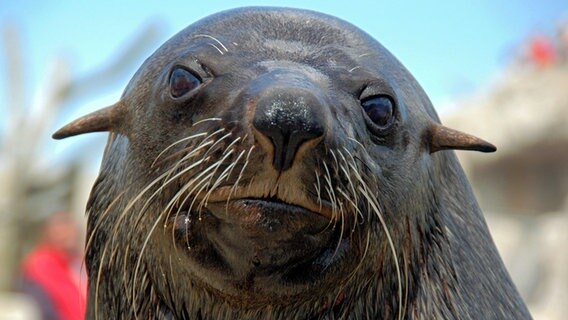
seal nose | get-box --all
[253,89,325,172]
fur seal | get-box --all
[54,7,531,319]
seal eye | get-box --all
[361,95,394,128]
[170,67,202,98]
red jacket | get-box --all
[22,245,86,320]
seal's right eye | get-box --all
[170,67,202,98]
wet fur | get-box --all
[77,7,530,319]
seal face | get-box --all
[54,7,531,319]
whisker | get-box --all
[337,152,362,228]
[344,140,403,320]
[194,34,229,52]
[224,149,245,183]
[358,184,403,320]
[347,137,365,150]
[207,42,225,55]
[155,133,217,170]
[202,132,232,157]
[223,136,241,155]
[227,146,254,206]
[94,239,110,320]
[132,213,164,317]
[151,132,208,167]
[188,173,217,222]
[330,149,339,169]
[192,117,222,127]
[322,162,338,222]
[348,66,361,73]
[333,192,346,258]
[162,161,218,217]
[84,190,127,271]
[129,158,209,232]
[200,149,236,210]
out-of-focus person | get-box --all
[528,33,557,68]
[19,211,86,320]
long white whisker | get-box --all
[315,167,323,212]
[338,151,363,228]
[152,132,208,167]
[358,184,403,320]
[153,126,224,169]
[322,162,338,221]
[194,34,229,52]
[347,137,365,150]
[162,161,218,217]
[200,149,236,208]
[207,42,224,55]
[132,210,165,316]
[224,149,245,183]
[192,117,221,127]
[227,146,254,206]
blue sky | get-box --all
[1,1,566,164]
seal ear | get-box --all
[427,124,496,154]
[52,102,124,140]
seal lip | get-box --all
[200,188,336,220]
[206,198,332,236]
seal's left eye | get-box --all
[170,67,202,98]
[361,95,394,128]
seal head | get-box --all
[55,7,529,319]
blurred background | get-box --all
[0,1,566,319]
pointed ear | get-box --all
[427,124,496,154]
[52,102,125,140]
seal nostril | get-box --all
[253,90,325,171]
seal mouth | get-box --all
[169,191,339,276]
[169,187,336,240]
[167,184,339,244]
[201,186,335,220]
[205,198,331,238]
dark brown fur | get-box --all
[55,7,531,319]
